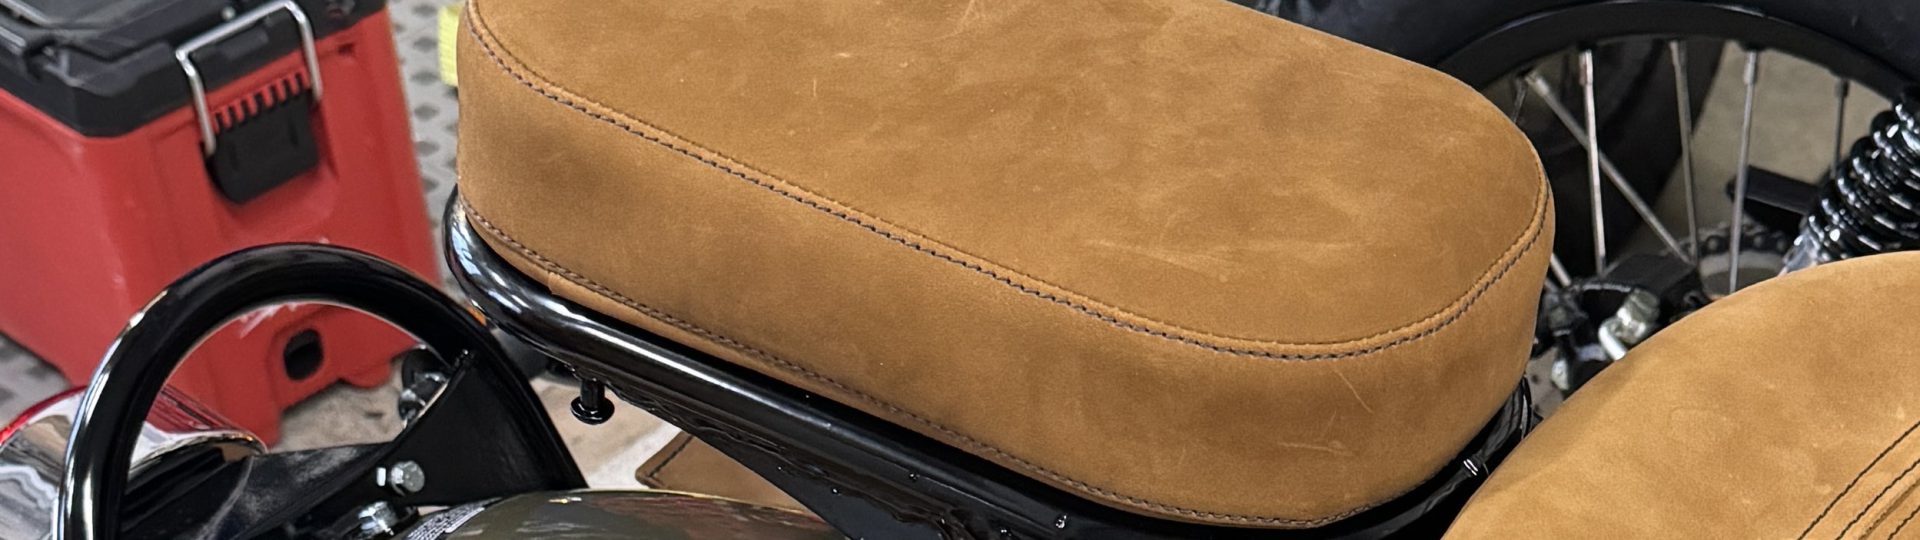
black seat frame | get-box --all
[446,212,1535,539]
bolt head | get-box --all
[380,461,427,495]
[352,501,403,540]
[571,396,615,425]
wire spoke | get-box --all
[1522,72,1694,265]
[1729,48,1763,294]
[1832,77,1851,181]
[1669,41,1702,267]
[1509,77,1530,123]
[1549,254,1574,287]
[1580,50,1606,274]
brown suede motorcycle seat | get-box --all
[455,0,1551,527]
[1447,252,1920,539]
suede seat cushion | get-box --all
[456,0,1550,527]
[1447,252,1920,539]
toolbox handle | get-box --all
[173,0,325,157]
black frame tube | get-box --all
[57,244,581,540]
[448,210,1533,539]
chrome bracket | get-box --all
[173,0,325,157]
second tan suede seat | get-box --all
[455,0,1551,527]
[1446,252,1920,539]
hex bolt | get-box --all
[377,460,427,496]
[349,501,412,540]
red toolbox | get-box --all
[0,0,435,441]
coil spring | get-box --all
[1793,89,1920,262]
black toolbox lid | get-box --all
[0,0,384,136]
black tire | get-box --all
[1240,0,1920,81]
[1242,0,1920,273]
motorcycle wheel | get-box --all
[1248,0,1920,277]
[1253,0,1920,404]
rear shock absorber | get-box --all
[1783,89,1920,272]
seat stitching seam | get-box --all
[1800,418,1920,539]
[463,203,1403,526]
[1888,501,1920,538]
[1864,487,1920,539]
[1841,453,1920,538]
[640,436,694,485]
[461,4,1550,356]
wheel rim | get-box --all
[1437,1,1914,400]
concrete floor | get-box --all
[0,8,1898,494]
[277,372,674,488]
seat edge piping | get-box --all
[460,1,1550,360]
[463,202,1419,527]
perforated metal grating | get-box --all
[0,335,67,419]
[392,0,463,232]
